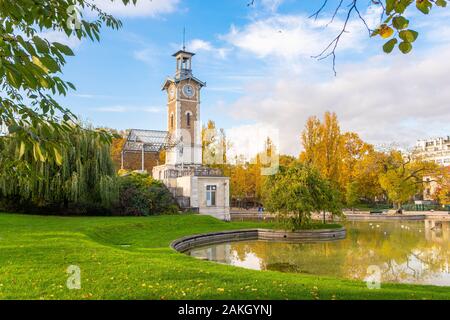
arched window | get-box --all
[170,113,174,129]
[186,112,191,127]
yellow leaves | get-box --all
[32,142,45,162]
[379,25,394,39]
[32,56,49,73]
[217,288,225,293]
[53,147,63,166]
[18,141,26,159]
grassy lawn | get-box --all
[0,213,449,300]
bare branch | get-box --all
[326,0,344,27]
[309,0,329,20]
[311,0,358,76]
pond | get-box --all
[188,220,450,286]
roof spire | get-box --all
[183,27,186,51]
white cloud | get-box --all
[227,45,450,156]
[91,0,180,18]
[133,48,156,64]
[223,14,368,60]
[260,0,284,12]
[132,42,165,67]
[188,39,230,59]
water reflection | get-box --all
[189,220,450,286]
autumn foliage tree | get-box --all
[430,168,450,206]
[378,151,439,209]
[300,112,374,203]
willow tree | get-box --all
[263,163,343,230]
[0,124,117,213]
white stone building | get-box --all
[414,137,450,166]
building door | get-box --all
[206,185,217,207]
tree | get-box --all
[0,123,117,214]
[300,112,342,186]
[340,132,373,190]
[345,182,360,213]
[433,168,450,206]
[378,151,438,209]
[352,149,388,203]
[0,0,133,164]
[263,163,343,230]
[436,183,450,206]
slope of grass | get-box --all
[0,213,448,300]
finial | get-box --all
[183,27,186,51]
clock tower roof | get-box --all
[172,50,195,58]
[161,50,206,90]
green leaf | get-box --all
[383,38,398,54]
[8,124,21,133]
[416,0,432,14]
[393,16,409,30]
[436,0,447,7]
[386,0,396,14]
[32,36,49,54]
[40,56,60,73]
[6,69,22,88]
[399,41,413,54]
[67,82,76,90]
[399,30,419,42]
[53,42,74,56]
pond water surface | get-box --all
[188,220,450,286]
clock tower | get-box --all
[153,48,230,221]
[162,50,205,166]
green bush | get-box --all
[114,173,178,216]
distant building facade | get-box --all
[414,136,450,166]
[413,136,450,202]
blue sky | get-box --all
[48,0,450,156]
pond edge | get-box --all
[171,228,347,253]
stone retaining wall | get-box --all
[343,214,426,221]
[171,228,346,253]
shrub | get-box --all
[114,172,178,216]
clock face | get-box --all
[183,84,195,98]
